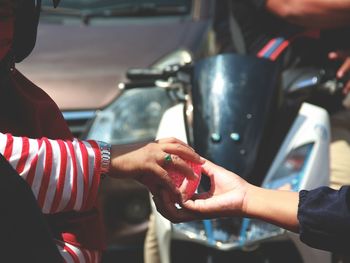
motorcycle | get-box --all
[104,49,346,262]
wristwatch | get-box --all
[97,141,111,178]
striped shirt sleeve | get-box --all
[0,132,102,214]
[55,240,101,263]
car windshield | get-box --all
[41,0,192,17]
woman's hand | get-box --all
[152,159,251,222]
[109,137,204,202]
[328,50,350,94]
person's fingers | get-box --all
[328,51,340,60]
[190,191,213,200]
[161,152,199,181]
[162,143,203,164]
[158,171,183,203]
[156,137,194,151]
[181,198,206,211]
[181,198,223,218]
[328,50,350,60]
[145,165,183,202]
[152,192,182,222]
[152,195,173,220]
[201,159,226,178]
[156,138,206,165]
[343,80,350,95]
[338,58,350,79]
[153,190,198,223]
[166,154,198,180]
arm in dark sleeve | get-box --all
[298,186,350,252]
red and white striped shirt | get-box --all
[0,132,104,262]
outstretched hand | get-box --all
[109,137,204,202]
[152,159,300,232]
[152,159,250,223]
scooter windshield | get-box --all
[192,53,280,181]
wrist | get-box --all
[241,183,259,217]
[108,145,134,179]
[242,186,300,232]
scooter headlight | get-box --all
[263,142,315,191]
[86,87,175,144]
[86,50,192,144]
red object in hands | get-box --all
[168,161,202,201]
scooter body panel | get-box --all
[155,103,187,263]
[263,102,330,190]
[153,101,332,263]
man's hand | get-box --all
[265,0,350,29]
[329,50,350,94]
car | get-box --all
[17,0,217,259]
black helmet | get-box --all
[13,0,60,62]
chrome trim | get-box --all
[62,110,96,121]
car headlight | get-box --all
[240,143,315,246]
[86,50,192,144]
[152,49,192,69]
[86,87,175,144]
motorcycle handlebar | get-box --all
[126,64,190,81]
[126,68,164,81]
[286,67,346,97]
[118,80,156,90]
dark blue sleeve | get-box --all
[298,186,350,252]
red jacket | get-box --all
[1,2,106,262]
